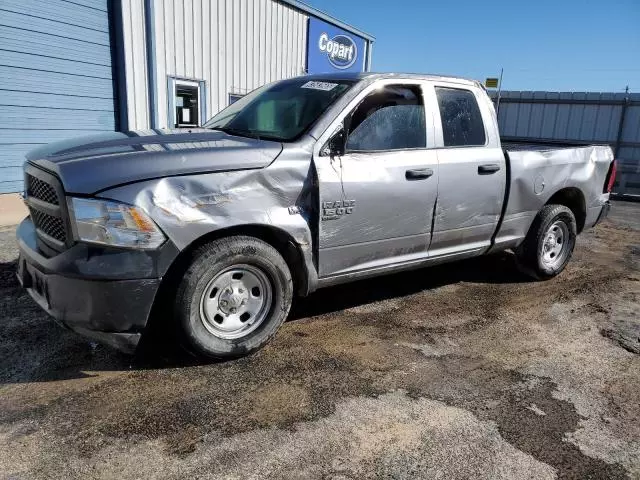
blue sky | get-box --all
[305,0,640,93]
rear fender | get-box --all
[490,145,612,252]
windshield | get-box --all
[203,78,354,141]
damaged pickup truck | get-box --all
[17,73,616,358]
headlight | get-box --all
[68,197,166,249]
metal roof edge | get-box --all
[280,0,375,42]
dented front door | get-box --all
[315,150,438,278]
[313,81,439,278]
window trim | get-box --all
[167,76,207,128]
[315,79,436,158]
[431,84,489,149]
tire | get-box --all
[174,236,293,359]
[516,204,577,280]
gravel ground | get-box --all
[1,201,639,479]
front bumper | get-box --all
[16,218,178,353]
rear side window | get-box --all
[436,87,486,147]
[346,85,426,152]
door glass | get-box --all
[435,87,486,146]
[346,85,426,152]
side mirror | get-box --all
[322,125,346,157]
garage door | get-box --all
[0,0,116,193]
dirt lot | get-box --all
[1,201,639,479]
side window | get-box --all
[435,87,486,147]
[346,85,426,152]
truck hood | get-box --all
[25,129,283,194]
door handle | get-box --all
[406,168,434,180]
[478,164,501,174]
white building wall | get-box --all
[123,0,308,130]
[121,0,150,130]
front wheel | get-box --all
[174,236,293,359]
[516,204,577,280]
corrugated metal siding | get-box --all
[496,91,627,142]
[618,98,640,195]
[131,0,308,129]
[121,0,150,130]
[0,0,115,193]
[493,91,640,196]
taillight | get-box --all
[604,159,617,193]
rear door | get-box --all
[313,81,439,278]
[428,84,506,257]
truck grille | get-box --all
[28,207,67,243]
[27,175,59,205]
[24,165,70,254]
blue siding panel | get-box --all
[1,106,115,130]
[0,67,114,97]
[0,26,112,65]
[0,51,112,78]
[2,0,109,32]
[0,91,114,110]
[0,145,51,159]
[59,0,108,12]
[0,167,26,184]
[0,0,115,193]
[0,10,110,45]
[0,129,114,143]
[0,181,26,194]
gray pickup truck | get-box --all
[17,73,616,359]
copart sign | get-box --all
[307,17,366,73]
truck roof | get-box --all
[302,72,480,87]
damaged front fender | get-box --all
[98,147,319,295]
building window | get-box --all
[229,93,244,105]
[168,78,206,128]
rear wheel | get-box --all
[517,204,577,279]
[174,236,293,359]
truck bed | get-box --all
[492,143,614,253]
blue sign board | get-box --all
[307,17,366,74]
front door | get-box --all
[314,83,439,278]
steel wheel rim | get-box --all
[540,220,570,269]
[199,264,273,339]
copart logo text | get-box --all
[318,33,357,69]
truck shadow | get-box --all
[288,251,531,320]
[0,251,531,384]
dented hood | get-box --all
[25,129,283,194]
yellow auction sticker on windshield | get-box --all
[301,81,339,91]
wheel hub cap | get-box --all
[540,220,569,268]
[199,264,273,339]
[218,285,248,315]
